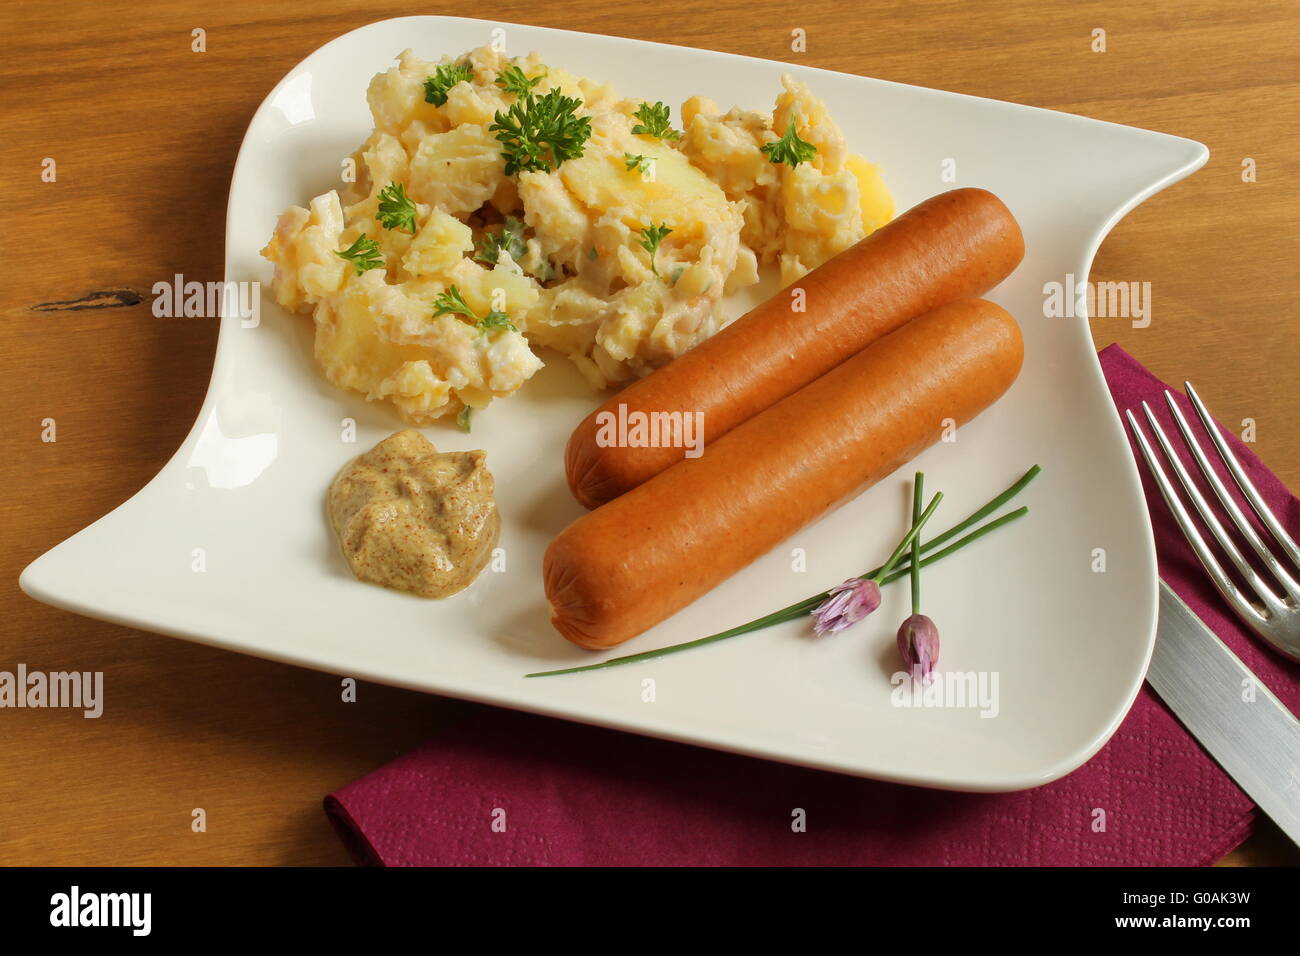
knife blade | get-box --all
[1147,580,1300,846]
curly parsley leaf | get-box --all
[335,235,384,275]
[494,63,545,98]
[376,182,419,234]
[474,216,528,266]
[423,62,475,107]
[477,310,518,333]
[631,101,680,141]
[761,113,818,168]
[624,152,653,175]
[433,285,518,335]
[490,89,593,175]
[432,285,477,321]
[638,222,673,278]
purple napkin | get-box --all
[325,345,1299,865]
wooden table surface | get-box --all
[2,0,1296,866]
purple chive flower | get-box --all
[897,613,940,683]
[811,578,882,636]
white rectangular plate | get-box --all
[21,16,1207,791]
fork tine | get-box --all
[1125,408,1265,622]
[1165,389,1299,601]
[1140,400,1282,611]
[1184,381,1300,574]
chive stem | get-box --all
[911,473,923,615]
[870,490,941,584]
[917,464,1039,554]
[880,506,1027,587]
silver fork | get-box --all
[1125,382,1300,662]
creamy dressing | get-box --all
[328,429,499,598]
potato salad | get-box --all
[262,45,894,425]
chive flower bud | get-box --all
[811,578,882,636]
[897,613,939,684]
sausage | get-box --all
[565,187,1025,509]
[545,297,1024,650]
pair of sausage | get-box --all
[548,300,1024,650]
[565,187,1025,509]
[546,188,1027,650]
[546,297,1025,649]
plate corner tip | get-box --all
[17,553,47,602]
[1185,136,1210,170]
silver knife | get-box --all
[1147,581,1300,846]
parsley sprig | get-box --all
[494,64,545,98]
[624,153,653,175]
[432,285,518,335]
[631,101,680,140]
[475,311,518,333]
[638,222,673,278]
[474,217,528,266]
[490,88,593,175]
[335,235,383,275]
[761,113,818,167]
[423,62,474,107]
[376,182,418,234]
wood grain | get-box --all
[1,0,1296,866]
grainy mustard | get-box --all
[328,429,500,598]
